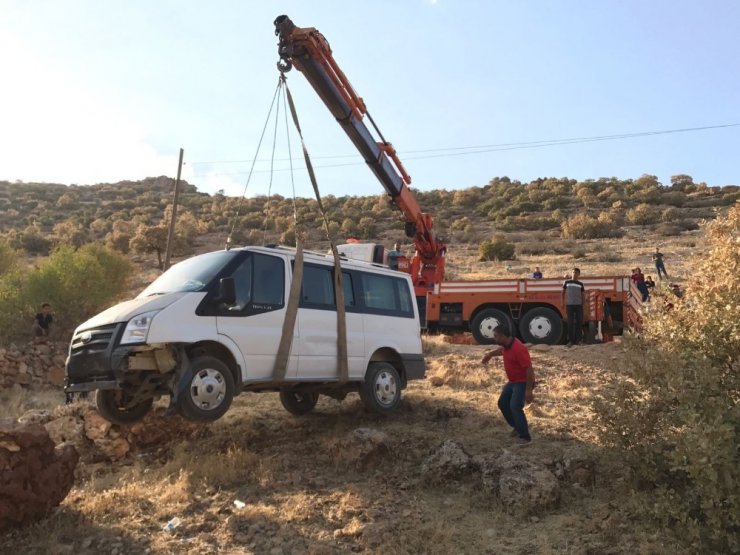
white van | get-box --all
[65,246,426,425]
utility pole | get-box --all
[163,148,184,271]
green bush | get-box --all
[626,203,658,225]
[594,203,740,552]
[479,233,515,261]
[0,243,133,343]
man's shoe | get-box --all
[515,438,532,446]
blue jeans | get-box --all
[498,382,530,440]
[655,262,668,280]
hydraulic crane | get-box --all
[274,15,446,297]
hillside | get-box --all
[1,174,737,264]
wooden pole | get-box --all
[163,148,184,271]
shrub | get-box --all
[594,203,740,552]
[561,213,620,239]
[625,203,658,225]
[0,244,133,343]
[479,233,515,261]
[660,207,681,223]
[571,247,587,259]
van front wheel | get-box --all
[360,362,401,415]
[177,356,235,423]
[96,389,153,425]
[279,389,319,416]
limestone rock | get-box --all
[17,410,53,426]
[421,440,478,483]
[0,421,78,530]
[481,451,559,514]
[44,415,85,447]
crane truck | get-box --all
[274,15,642,345]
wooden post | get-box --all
[163,148,184,271]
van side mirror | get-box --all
[218,277,236,305]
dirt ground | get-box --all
[1,336,685,555]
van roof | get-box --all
[232,245,404,276]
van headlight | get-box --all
[120,310,159,345]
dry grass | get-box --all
[0,233,702,554]
[0,386,64,420]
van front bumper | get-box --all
[64,323,132,391]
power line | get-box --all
[190,122,739,178]
[189,123,739,169]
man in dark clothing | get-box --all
[632,267,649,302]
[532,267,543,280]
[645,275,656,290]
[33,303,53,341]
[652,247,668,280]
[387,242,403,271]
[562,268,585,346]
[481,324,535,445]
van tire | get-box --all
[96,389,153,425]
[471,308,513,345]
[279,389,319,416]
[360,362,401,415]
[519,307,563,345]
[177,356,235,423]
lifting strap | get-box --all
[271,77,349,385]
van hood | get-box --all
[75,292,187,332]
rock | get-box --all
[421,440,478,483]
[429,376,444,387]
[332,428,389,468]
[17,409,53,426]
[47,366,66,386]
[481,451,559,515]
[94,437,130,461]
[44,416,85,446]
[83,410,112,441]
[126,407,200,450]
[0,421,78,530]
[549,454,595,486]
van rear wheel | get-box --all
[96,389,153,425]
[360,362,401,415]
[177,356,235,423]
[279,389,319,416]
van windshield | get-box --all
[138,251,238,297]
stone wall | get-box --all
[0,342,67,388]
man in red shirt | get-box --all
[481,324,535,444]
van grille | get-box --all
[71,324,119,354]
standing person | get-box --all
[32,303,53,342]
[652,247,669,280]
[532,267,543,280]
[481,324,535,445]
[633,267,649,302]
[387,242,403,271]
[562,268,585,346]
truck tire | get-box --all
[519,307,563,345]
[360,362,401,415]
[96,389,153,425]
[471,308,513,345]
[177,356,235,423]
[279,389,319,416]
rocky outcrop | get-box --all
[20,406,201,463]
[421,440,478,483]
[0,421,78,530]
[0,342,68,388]
[331,428,389,468]
[481,451,560,515]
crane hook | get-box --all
[277,59,292,73]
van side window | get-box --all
[343,272,355,308]
[230,256,253,310]
[360,273,414,317]
[301,265,335,308]
[253,254,285,306]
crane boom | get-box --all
[274,15,446,293]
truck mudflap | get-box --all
[401,353,426,380]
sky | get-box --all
[1,0,738,199]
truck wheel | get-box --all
[360,362,401,415]
[279,389,319,416]
[519,307,563,345]
[96,389,153,425]
[471,308,513,345]
[177,356,235,423]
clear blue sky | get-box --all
[1,0,738,198]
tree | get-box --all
[479,233,515,261]
[129,225,170,269]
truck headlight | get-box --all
[120,310,159,345]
